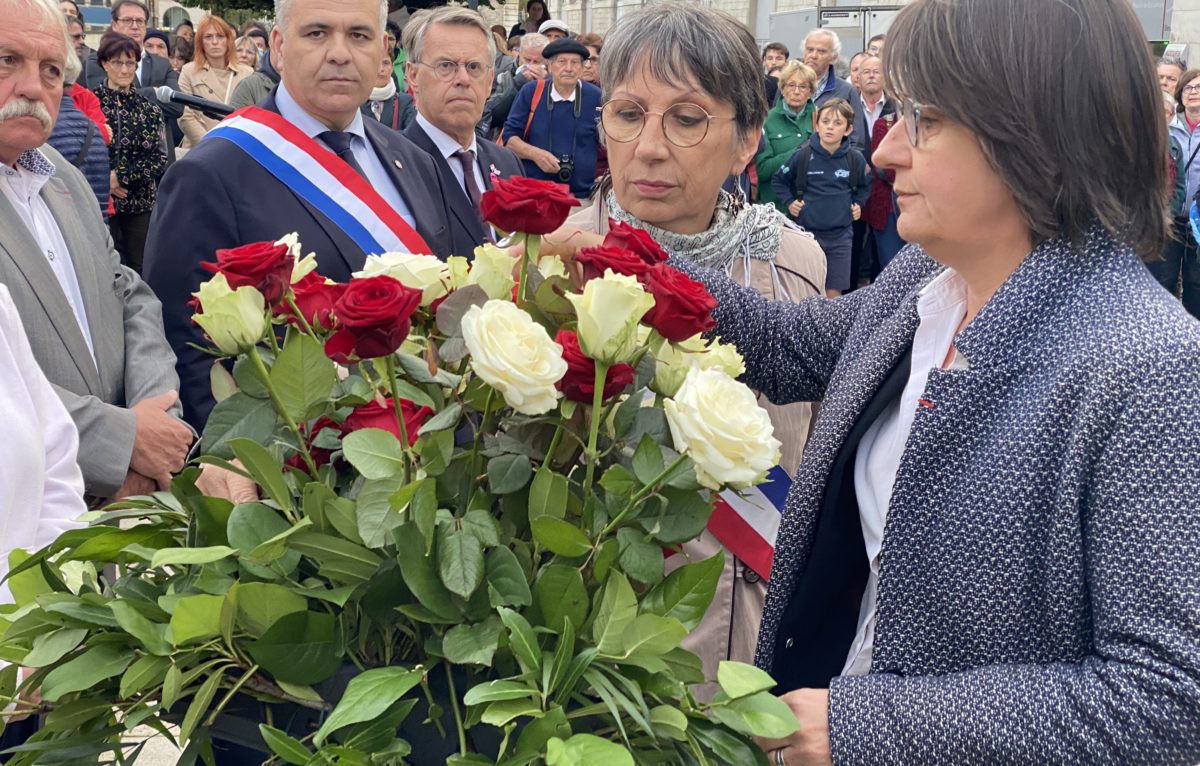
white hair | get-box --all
[520,32,549,53]
[274,0,385,34]
[4,0,72,82]
[804,27,842,58]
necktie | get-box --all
[319,131,367,179]
[454,148,491,240]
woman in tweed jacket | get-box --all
[677,0,1200,763]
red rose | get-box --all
[602,220,668,266]
[279,272,346,329]
[285,416,340,471]
[639,264,718,342]
[479,177,581,235]
[342,399,432,446]
[201,241,293,305]
[325,276,422,362]
[575,246,652,282]
[554,329,635,404]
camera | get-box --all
[556,156,574,183]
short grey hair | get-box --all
[520,32,548,53]
[403,6,496,63]
[599,2,766,141]
[804,28,842,58]
[275,0,385,34]
[5,0,72,82]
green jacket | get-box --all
[756,100,815,211]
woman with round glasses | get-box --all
[662,0,1197,763]
[564,2,826,695]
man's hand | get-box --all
[111,470,157,501]
[850,203,862,221]
[519,62,547,81]
[129,391,193,490]
[195,463,259,504]
[788,199,805,218]
[533,151,561,175]
[756,688,832,766]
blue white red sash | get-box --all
[205,106,430,256]
[708,465,791,581]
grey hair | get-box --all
[3,0,73,82]
[520,32,548,53]
[275,0,385,34]
[599,2,767,141]
[64,31,81,83]
[804,28,842,58]
[1159,57,1187,72]
[403,6,496,64]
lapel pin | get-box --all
[394,159,403,170]
[489,163,500,178]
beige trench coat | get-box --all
[177,61,253,151]
[566,198,827,697]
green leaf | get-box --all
[270,333,336,421]
[650,488,713,544]
[22,627,87,667]
[179,667,224,743]
[150,546,237,569]
[485,546,532,608]
[710,691,800,740]
[201,392,279,460]
[110,601,172,655]
[535,564,587,631]
[342,428,407,480]
[227,502,300,577]
[235,582,307,638]
[642,552,724,631]
[119,654,170,698]
[632,434,665,485]
[40,644,134,702]
[498,607,541,673]
[462,509,501,547]
[487,454,532,495]
[287,531,384,585]
[417,402,464,435]
[410,479,438,554]
[616,527,664,585]
[321,495,364,545]
[529,469,568,521]
[210,361,238,403]
[276,680,325,703]
[259,724,314,766]
[246,517,314,562]
[591,572,637,656]
[230,438,294,512]
[481,699,540,727]
[649,704,688,740]
[599,465,637,499]
[313,665,426,745]
[593,539,620,583]
[437,525,484,598]
[463,680,537,706]
[62,527,173,563]
[530,517,592,557]
[169,594,225,646]
[618,614,686,658]
[545,734,634,766]
[442,616,502,666]
[394,524,459,620]
[356,477,405,548]
[246,610,342,685]
[716,661,777,700]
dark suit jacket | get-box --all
[403,119,523,258]
[143,90,452,430]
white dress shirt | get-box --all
[0,284,86,600]
[414,113,488,200]
[275,82,417,231]
[863,95,888,142]
[0,151,97,365]
[843,268,967,676]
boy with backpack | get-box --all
[771,98,871,296]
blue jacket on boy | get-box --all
[771,133,871,232]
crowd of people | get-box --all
[2,0,1200,762]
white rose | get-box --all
[696,336,746,378]
[290,252,319,284]
[566,269,655,365]
[192,273,268,355]
[538,255,568,280]
[355,251,453,306]
[467,243,520,300]
[664,367,781,490]
[461,300,567,415]
[275,232,302,259]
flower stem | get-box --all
[581,362,609,498]
[444,661,468,756]
[542,418,565,471]
[601,452,690,536]
[284,294,315,336]
[383,354,414,484]
[247,345,319,481]
[515,234,541,309]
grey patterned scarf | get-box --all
[604,189,784,270]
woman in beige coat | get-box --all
[177,15,251,151]
[555,3,827,697]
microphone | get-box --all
[153,86,235,119]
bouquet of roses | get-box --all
[0,178,795,766]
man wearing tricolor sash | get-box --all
[144,0,453,431]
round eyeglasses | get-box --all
[598,99,736,148]
[412,59,491,82]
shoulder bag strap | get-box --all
[72,121,96,168]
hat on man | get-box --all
[542,38,590,61]
[538,19,570,37]
[144,29,171,51]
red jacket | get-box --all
[69,84,111,144]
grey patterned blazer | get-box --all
[0,145,181,498]
[685,228,1200,764]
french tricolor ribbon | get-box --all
[707,465,791,581]
[204,106,430,256]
